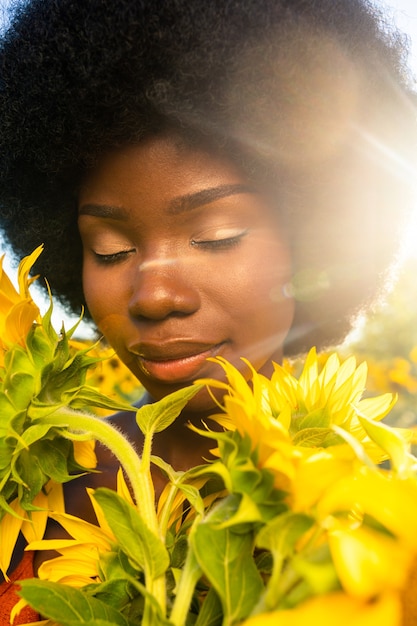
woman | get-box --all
[0,0,415,619]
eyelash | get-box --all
[92,231,247,264]
[93,249,135,265]
[191,231,247,250]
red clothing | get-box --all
[0,552,40,625]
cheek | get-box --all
[242,266,294,332]
[234,238,294,334]
[82,263,128,332]
[82,264,103,321]
[238,237,292,303]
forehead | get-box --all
[78,133,253,210]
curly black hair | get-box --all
[0,0,416,354]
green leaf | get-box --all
[78,621,125,626]
[136,384,202,435]
[4,371,36,410]
[195,587,223,626]
[34,438,75,483]
[93,488,169,580]
[98,548,141,582]
[43,356,87,398]
[292,427,334,447]
[18,579,130,626]
[14,422,55,448]
[256,511,314,556]
[40,297,59,344]
[170,534,189,569]
[0,392,18,428]
[0,439,14,470]
[3,345,37,379]
[67,386,135,412]
[229,462,264,495]
[215,493,262,528]
[25,324,56,368]
[357,413,411,473]
[292,544,339,597]
[86,578,137,611]
[14,454,45,508]
[0,492,26,520]
[255,511,316,612]
[291,408,330,433]
[176,483,206,517]
[191,503,263,625]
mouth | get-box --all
[129,341,227,384]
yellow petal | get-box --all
[241,592,401,626]
[21,490,49,544]
[116,468,134,505]
[44,481,65,514]
[329,524,412,598]
[10,599,54,626]
[49,511,113,549]
[87,487,114,538]
[0,499,25,578]
[292,449,353,511]
[73,439,97,469]
[356,393,397,422]
[318,469,417,548]
[0,256,20,304]
[5,299,40,344]
[27,539,87,552]
[17,245,43,298]
[38,551,102,583]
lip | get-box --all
[129,341,226,383]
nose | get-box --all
[128,257,201,321]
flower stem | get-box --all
[40,408,168,613]
[38,408,158,531]
[169,544,202,626]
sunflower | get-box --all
[0,247,42,367]
[194,350,402,506]
[0,249,135,578]
[11,471,137,624]
[194,351,417,622]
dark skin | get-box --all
[32,132,295,569]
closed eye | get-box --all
[191,230,248,251]
[93,249,136,264]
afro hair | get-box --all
[0,0,416,354]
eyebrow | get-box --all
[78,183,255,219]
[167,183,255,214]
[78,204,129,219]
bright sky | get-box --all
[380,0,417,69]
[379,1,417,262]
[0,0,417,335]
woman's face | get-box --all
[78,134,294,412]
